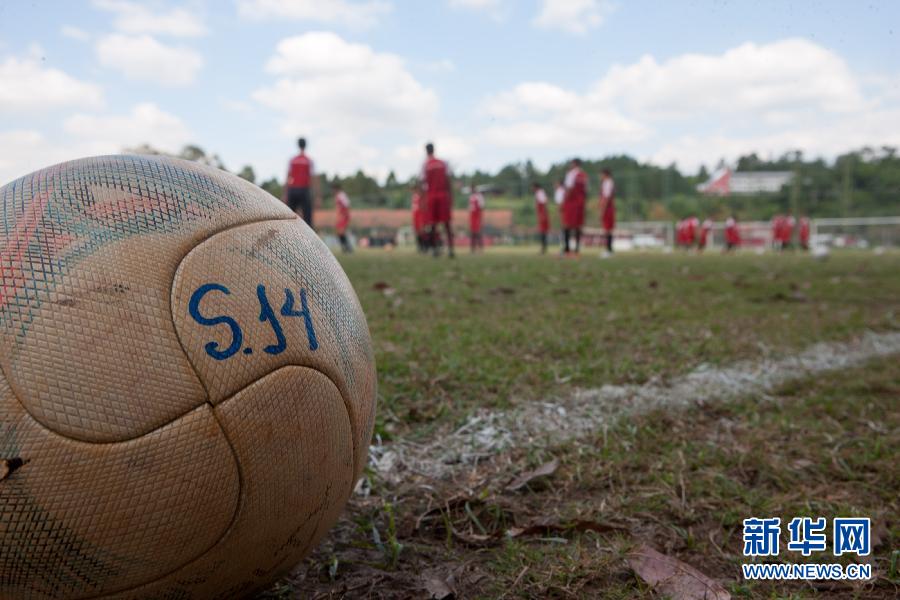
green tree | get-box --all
[237,165,256,184]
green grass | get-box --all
[261,249,899,598]
[278,354,898,599]
[339,249,900,438]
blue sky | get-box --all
[1,0,899,185]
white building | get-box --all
[698,168,793,196]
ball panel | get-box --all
[171,219,376,477]
[108,366,354,599]
[0,373,241,599]
[0,155,294,442]
[2,235,207,443]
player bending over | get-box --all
[421,142,455,258]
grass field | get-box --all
[265,249,900,599]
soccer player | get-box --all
[410,184,427,253]
[724,215,741,251]
[599,168,616,256]
[333,183,352,253]
[698,218,713,252]
[562,158,587,255]
[532,182,550,254]
[285,137,318,227]
[799,216,811,250]
[771,215,782,250]
[468,184,485,253]
[679,216,698,249]
[420,142,454,258]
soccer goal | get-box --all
[582,221,673,250]
[811,217,900,250]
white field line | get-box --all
[366,331,900,485]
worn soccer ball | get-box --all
[0,155,376,599]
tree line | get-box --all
[128,144,900,224]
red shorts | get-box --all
[602,205,615,231]
[562,198,585,229]
[428,193,451,225]
[470,214,482,234]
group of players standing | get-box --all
[411,153,618,258]
[285,139,814,256]
[675,213,811,252]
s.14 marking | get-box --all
[188,283,319,360]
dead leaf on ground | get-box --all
[628,544,730,600]
[505,458,559,491]
[489,286,515,296]
[422,571,454,599]
[372,281,391,290]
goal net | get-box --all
[811,217,900,250]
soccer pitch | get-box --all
[263,250,899,599]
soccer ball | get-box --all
[0,156,376,598]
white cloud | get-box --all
[0,55,104,113]
[479,37,881,169]
[95,33,204,86]
[253,32,439,175]
[482,82,580,119]
[424,58,456,72]
[533,0,615,35]
[479,81,647,148]
[650,109,900,173]
[92,0,207,37]
[593,38,865,119]
[63,102,192,152]
[61,25,91,41]
[0,103,191,184]
[449,0,508,20]
[236,0,392,29]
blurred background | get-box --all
[2,1,899,244]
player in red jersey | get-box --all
[724,215,741,251]
[599,168,616,256]
[420,142,455,258]
[688,217,699,248]
[698,218,713,252]
[410,184,428,253]
[333,182,352,253]
[679,216,698,249]
[284,137,318,228]
[468,184,485,253]
[799,216,811,250]
[532,182,550,253]
[562,158,587,254]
